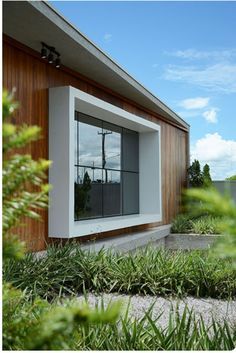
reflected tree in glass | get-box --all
[74,171,92,219]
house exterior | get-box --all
[3,1,190,252]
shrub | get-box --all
[2,91,120,350]
[2,90,50,260]
[186,187,236,267]
[171,214,191,233]
[190,216,220,235]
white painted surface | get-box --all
[49,86,162,238]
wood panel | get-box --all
[3,37,189,251]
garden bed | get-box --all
[4,244,236,350]
[4,244,235,300]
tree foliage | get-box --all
[188,159,204,187]
[2,91,120,350]
[186,187,236,267]
[202,163,212,187]
[188,159,212,188]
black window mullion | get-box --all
[74,111,139,221]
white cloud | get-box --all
[202,108,218,123]
[165,48,236,60]
[163,63,236,93]
[103,33,112,42]
[191,133,236,180]
[177,111,200,119]
[179,97,209,110]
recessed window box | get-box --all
[49,86,161,238]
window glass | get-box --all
[102,121,121,170]
[122,172,139,215]
[74,166,103,220]
[103,170,122,217]
[74,112,139,220]
[74,119,78,165]
[77,113,103,168]
[122,128,139,172]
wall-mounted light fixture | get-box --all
[41,42,61,68]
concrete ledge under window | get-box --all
[81,225,170,253]
[49,86,162,238]
[73,214,162,238]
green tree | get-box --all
[203,163,212,187]
[2,91,120,350]
[188,159,204,188]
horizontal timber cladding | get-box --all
[3,35,189,251]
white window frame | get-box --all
[49,86,162,238]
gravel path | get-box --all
[77,293,236,328]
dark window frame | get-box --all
[74,111,139,221]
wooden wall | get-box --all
[3,35,189,251]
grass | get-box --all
[3,283,236,350]
[171,214,221,234]
[4,244,236,300]
[74,305,236,350]
[190,216,221,235]
[4,289,236,350]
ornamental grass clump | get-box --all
[4,245,236,300]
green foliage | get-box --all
[3,282,121,350]
[226,174,236,181]
[171,214,220,235]
[203,163,212,187]
[75,305,236,350]
[3,285,235,350]
[4,245,236,299]
[188,160,213,188]
[186,187,236,267]
[190,216,221,235]
[2,91,120,350]
[188,159,204,187]
[171,214,191,233]
[2,90,51,260]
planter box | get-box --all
[166,233,222,250]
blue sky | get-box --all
[51,1,236,179]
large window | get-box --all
[74,111,139,220]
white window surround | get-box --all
[49,86,162,238]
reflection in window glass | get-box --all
[74,119,78,165]
[122,172,139,215]
[74,166,103,220]
[76,113,103,168]
[122,129,139,172]
[103,170,122,216]
[74,112,139,220]
[102,122,121,170]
